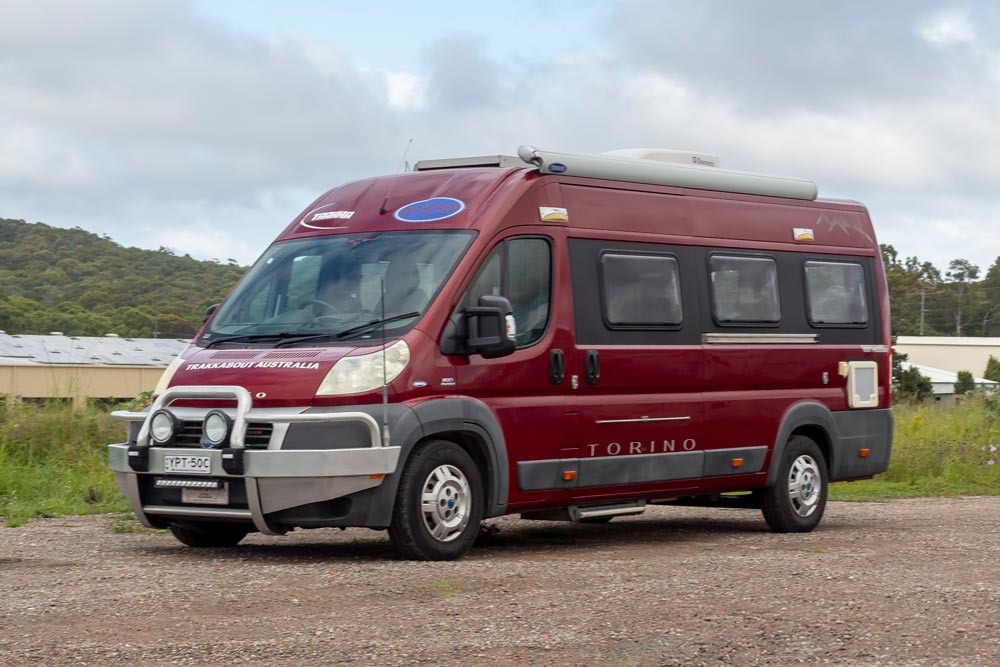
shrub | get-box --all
[954,370,975,395]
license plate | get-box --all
[182,484,229,506]
[163,455,212,474]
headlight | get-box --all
[202,410,232,447]
[316,340,410,396]
[153,353,187,396]
[149,409,179,445]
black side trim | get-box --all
[703,446,768,477]
[830,409,893,480]
[518,446,768,492]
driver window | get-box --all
[463,237,551,348]
[464,248,502,304]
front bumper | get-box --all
[108,385,401,534]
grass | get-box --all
[0,400,130,526]
[1,395,998,527]
[830,395,1000,501]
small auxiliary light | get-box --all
[563,470,577,481]
[859,448,870,458]
[202,410,233,448]
[731,458,744,468]
[149,409,179,445]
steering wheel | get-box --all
[304,298,338,315]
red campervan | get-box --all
[109,146,893,560]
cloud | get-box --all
[920,8,977,46]
[423,38,494,108]
[1,0,999,275]
[0,0,418,261]
[605,1,998,109]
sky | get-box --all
[2,0,999,271]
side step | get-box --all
[521,500,646,522]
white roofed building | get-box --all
[901,361,998,404]
[895,336,1000,379]
[0,332,188,407]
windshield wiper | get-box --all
[335,312,420,341]
[204,313,420,349]
[203,332,301,348]
[272,333,342,348]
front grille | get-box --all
[210,351,262,360]
[171,421,273,448]
[263,350,321,359]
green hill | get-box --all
[0,218,247,339]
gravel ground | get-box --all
[0,497,998,667]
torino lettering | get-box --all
[586,439,697,457]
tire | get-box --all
[760,435,828,533]
[388,440,484,561]
[168,521,249,548]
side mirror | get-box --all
[203,303,220,323]
[465,295,516,359]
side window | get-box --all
[463,238,551,347]
[805,261,868,325]
[463,248,502,304]
[600,253,682,328]
[710,255,780,324]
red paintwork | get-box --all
[174,164,890,512]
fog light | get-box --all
[202,410,232,448]
[149,409,178,445]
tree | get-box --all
[0,218,247,337]
[974,258,1000,336]
[891,341,933,403]
[984,355,1000,383]
[954,370,976,395]
[946,259,980,336]
[880,244,943,335]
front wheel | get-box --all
[168,521,249,548]
[388,440,484,560]
[760,435,828,533]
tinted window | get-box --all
[464,237,551,347]
[805,261,868,325]
[208,231,473,341]
[600,253,682,327]
[710,255,780,323]
[507,239,551,345]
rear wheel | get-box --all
[168,521,249,548]
[388,440,484,561]
[760,435,827,533]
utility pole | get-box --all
[919,289,925,335]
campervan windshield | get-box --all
[201,231,474,347]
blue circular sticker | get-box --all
[394,197,466,223]
[549,162,568,174]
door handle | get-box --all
[549,349,565,385]
[585,349,600,385]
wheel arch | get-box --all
[765,402,839,487]
[412,426,502,519]
[366,397,509,527]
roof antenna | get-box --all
[379,138,413,215]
